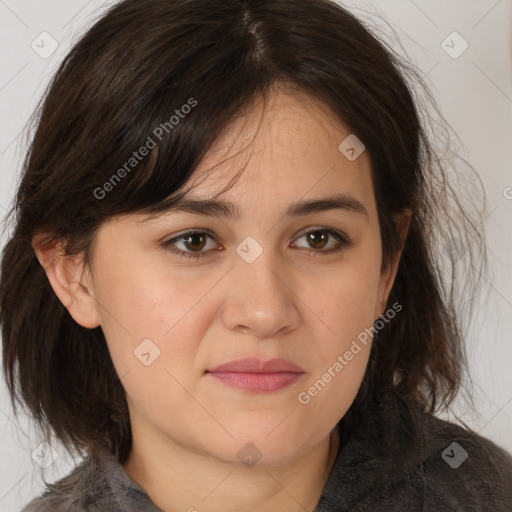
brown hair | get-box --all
[1,0,485,463]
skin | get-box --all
[34,86,410,512]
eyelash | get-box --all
[162,227,350,260]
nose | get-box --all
[220,248,301,339]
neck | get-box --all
[123,425,340,512]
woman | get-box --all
[1,0,511,510]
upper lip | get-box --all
[207,357,304,373]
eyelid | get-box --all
[163,228,221,255]
[162,226,350,259]
[290,226,349,253]
[165,227,217,242]
[293,225,348,242]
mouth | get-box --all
[206,357,305,393]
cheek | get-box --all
[93,266,213,429]
[293,290,376,430]
[308,253,382,340]
[91,256,211,379]
[310,281,376,370]
[294,253,381,408]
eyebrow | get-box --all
[145,193,369,221]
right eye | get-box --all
[162,230,221,259]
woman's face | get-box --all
[80,88,400,466]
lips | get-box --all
[206,357,305,393]
[208,357,304,373]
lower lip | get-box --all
[207,371,304,392]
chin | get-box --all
[221,428,314,468]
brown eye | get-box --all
[306,230,329,250]
[183,233,207,252]
[293,228,348,254]
[163,227,349,260]
[163,230,219,259]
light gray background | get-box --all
[0,0,511,510]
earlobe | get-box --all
[32,235,101,329]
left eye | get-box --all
[163,228,349,259]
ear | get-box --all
[32,233,101,329]
[375,208,412,318]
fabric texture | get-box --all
[21,391,512,511]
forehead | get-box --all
[182,88,375,215]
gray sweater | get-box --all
[22,392,512,511]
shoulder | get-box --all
[333,391,512,511]
[416,412,512,510]
[20,454,113,512]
